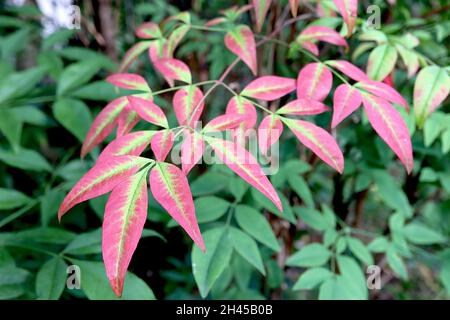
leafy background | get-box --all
[0,0,449,300]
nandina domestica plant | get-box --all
[56,1,449,298]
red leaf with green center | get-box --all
[277,98,330,116]
[135,22,162,39]
[127,96,168,128]
[106,73,150,92]
[205,136,282,211]
[331,84,362,128]
[153,58,192,87]
[81,97,128,158]
[301,41,319,56]
[151,130,174,162]
[225,25,257,75]
[355,80,408,110]
[333,0,358,36]
[181,131,205,175]
[102,168,149,297]
[58,155,151,220]
[258,115,283,156]
[149,162,205,251]
[173,86,205,127]
[98,131,156,162]
[297,63,333,102]
[119,41,153,72]
[226,96,257,129]
[297,26,347,47]
[252,0,271,32]
[203,114,248,133]
[361,93,413,173]
[165,25,190,57]
[117,106,140,137]
[289,0,300,17]
[241,76,296,101]
[282,117,344,173]
[326,60,368,82]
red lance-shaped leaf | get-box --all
[226,96,257,129]
[106,73,150,92]
[225,25,257,75]
[297,26,348,47]
[282,118,344,173]
[277,98,330,116]
[252,0,271,32]
[117,106,140,137]
[150,162,205,251]
[241,76,296,101]
[203,114,248,133]
[153,58,192,87]
[127,96,168,128]
[356,80,408,110]
[301,41,320,56]
[289,0,300,17]
[326,60,368,82]
[135,22,162,39]
[98,131,156,162]
[173,86,205,127]
[119,41,153,72]
[297,63,333,102]
[258,115,283,156]
[361,94,413,173]
[103,168,149,297]
[333,0,358,36]
[151,130,174,162]
[81,97,128,158]
[205,136,282,211]
[331,84,362,128]
[58,156,150,220]
[181,131,205,175]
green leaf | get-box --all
[0,66,47,104]
[0,188,30,210]
[232,254,253,290]
[287,175,314,207]
[192,227,233,298]
[57,61,101,96]
[70,259,155,300]
[367,237,389,253]
[251,188,296,223]
[0,148,52,172]
[336,255,368,299]
[402,222,446,245]
[286,243,331,267]
[228,176,249,201]
[367,44,398,81]
[386,246,408,280]
[228,227,265,275]
[0,266,29,299]
[318,276,353,300]
[71,81,137,101]
[0,109,23,151]
[293,267,333,290]
[2,227,76,246]
[235,205,280,252]
[347,237,374,265]
[294,207,328,231]
[40,189,65,226]
[194,196,229,223]
[36,257,68,300]
[190,171,230,196]
[53,98,92,142]
[63,229,102,255]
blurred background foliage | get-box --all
[0,0,449,300]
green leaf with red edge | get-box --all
[153,58,192,87]
[119,41,153,72]
[58,155,151,220]
[98,131,156,162]
[282,117,344,173]
[150,129,174,162]
[366,44,398,81]
[127,96,168,128]
[258,115,283,156]
[252,0,271,32]
[333,0,358,36]
[204,136,282,211]
[135,22,162,39]
[241,76,296,101]
[103,168,149,297]
[297,63,333,102]
[413,66,450,128]
[224,25,257,75]
[149,162,205,251]
[361,93,413,173]
[81,97,129,158]
[173,85,205,127]
[106,73,150,92]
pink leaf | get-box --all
[356,80,408,110]
[173,86,205,127]
[258,115,283,156]
[135,22,162,39]
[58,155,150,220]
[102,169,149,297]
[119,41,153,72]
[81,97,128,158]
[241,76,296,101]
[151,130,174,162]
[301,41,319,56]
[326,60,368,82]
[181,131,205,175]
[225,25,257,75]
[165,25,190,58]
[98,131,155,162]
[127,96,168,128]
[252,0,271,32]
[149,162,205,251]
[331,84,362,128]
[116,107,140,137]
[205,136,282,211]
[282,118,344,173]
[226,96,257,129]
[333,0,358,36]
[289,0,300,17]
[106,73,150,92]
[203,113,248,133]
[297,26,348,47]
[361,93,413,173]
[277,98,330,116]
[153,58,192,87]
[297,63,333,102]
